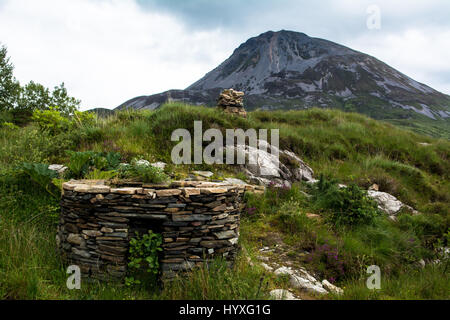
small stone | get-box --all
[322,280,344,295]
[87,185,111,194]
[261,263,273,272]
[193,171,214,178]
[111,188,143,195]
[151,162,167,170]
[156,189,182,197]
[200,187,229,194]
[183,188,201,197]
[67,233,84,245]
[306,213,321,219]
[72,247,91,258]
[212,204,227,212]
[418,259,426,268]
[213,230,236,240]
[100,227,114,233]
[49,164,68,174]
[82,230,103,237]
[269,289,299,300]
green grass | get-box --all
[0,103,449,300]
[335,263,449,300]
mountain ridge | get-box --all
[116,30,450,127]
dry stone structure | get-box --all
[57,179,262,281]
[217,89,247,118]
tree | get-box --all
[0,44,81,123]
[16,81,80,115]
[51,83,80,116]
[17,81,51,111]
[0,45,21,111]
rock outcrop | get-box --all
[224,140,316,187]
[368,190,419,218]
[274,266,329,295]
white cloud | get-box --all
[346,27,450,94]
[0,0,238,110]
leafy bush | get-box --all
[397,213,448,249]
[66,151,95,178]
[1,122,18,129]
[105,152,122,170]
[311,175,381,227]
[244,183,309,217]
[126,231,163,287]
[119,160,168,183]
[65,151,123,179]
[277,201,313,234]
[71,110,97,128]
[85,169,118,180]
[32,107,70,135]
[19,163,59,198]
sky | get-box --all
[0,0,449,110]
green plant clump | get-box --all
[19,163,59,198]
[119,160,169,183]
[311,175,381,227]
[126,231,163,287]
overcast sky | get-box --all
[0,0,449,110]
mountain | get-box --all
[89,108,116,118]
[117,30,450,135]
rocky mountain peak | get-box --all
[117,30,450,125]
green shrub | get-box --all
[277,201,313,234]
[65,151,95,178]
[126,230,162,287]
[1,122,19,129]
[244,183,310,218]
[32,107,70,135]
[105,152,122,170]
[397,213,448,249]
[92,156,108,171]
[19,163,59,198]
[71,110,97,128]
[120,160,168,183]
[311,175,381,227]
[85,169,118,180]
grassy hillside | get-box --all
[0,104,448,300]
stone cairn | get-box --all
[217,89,247,118]
[58,180,263,281]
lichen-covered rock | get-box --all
[367,190,418,216]
[270,289,299,300]
[274,266,327,295]
[223,140,316,187]
[322,280,344,295]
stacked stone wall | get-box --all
[58,180,260,280]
